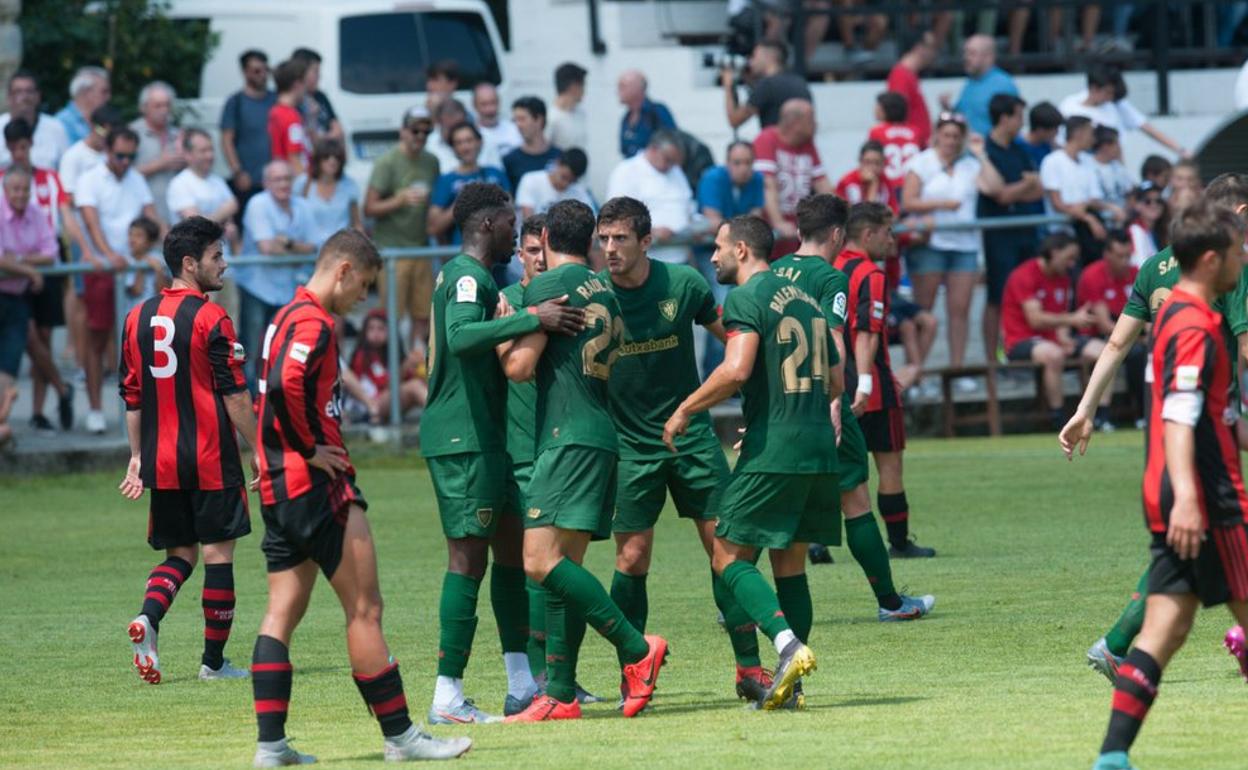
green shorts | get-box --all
[837,402,870,493]
[504,461,534,518]
[525,445,618,540]
[427,451,509,539]
[613,444,731,533]
[715,471,842,550]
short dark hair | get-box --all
[554,62,587,95]
[8,68,37,91]
[447,121,482,145]
[1204,173,1248,211]
[757,39,789,65]
[3,117,32,145]
[598,196,652,239]
[796,194,849,244]
[1105,227,1132,246]
[319,228,382,272]
[181,126,211,152]
[877,91,908,123]
[1038,231,1077,261]
[1092,125,1120,151]
[1028,101,1064,132]
[1141,154,1172,181]
[452,181,511,235]
[106,127,139,149]
[1065,115,1093,139]
[898,27,931,55]
[91,105,122,131]
[273,59,306,94]
[846,201,893,241]
[436,98,468,122]
[860,139,884,158]
[239,49,268,69]
[648,128,683,153]
[1171,202,1243,272]
[427,59,461,82]
[310,137,347,181]
[1087,63,1120,90]
[989,93,1026,127]
[290,47,321,65]
[545,199,596,258]
[512,96,547,123]
[163,216,223,278]
[558,148,588,180]
[130,215,160,244]
[724,215,774,261]
[521,214,547,241]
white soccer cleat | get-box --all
[253,739,316,767]
[128,615,160,684]
[383,725,472,762]
[200,658,250,680]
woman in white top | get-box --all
[901,112,1004,370]
[1126,182,1166,267]
[297,137,362,248]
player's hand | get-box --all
[1058,411,1094,459]
[248,454,260,492]
[1166,496,1204,560]
[495,292,515,319]
[119,455,144,500]
[308,444,350,478]
[534,295,586,336]
[851,390,869,417]
[662,409,690,453]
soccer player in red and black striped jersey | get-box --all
[249,229,471,766]
[1093,203,1248,770]
[118,216,258,685]
[833,202,934,558]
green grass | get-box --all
[2,432,1246,769]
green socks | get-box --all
[712,570,761,667]
[774,574,812,644]
[845,513,902,611]
[437,571,480,678]
[543,558,649,665]
[490,564,529,654]
[525,577,547,679]
[1105,568,1150,657]
[544,590,576,703]
[721,560,791,641]
[609,571,649,666]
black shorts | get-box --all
[887,292,921,334]
[260,476,367,579]
[28,275,65,328]
[1147,526,1248,607]
[858,407,906,453]
[983,231,1036,306]
[148,487,251,550]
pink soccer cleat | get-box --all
[1224,626,1248,682]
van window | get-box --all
[339,12,502,95]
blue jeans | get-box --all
[0,292,31,376]
[238,289,281,391]
[694,246,729,377]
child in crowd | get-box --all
[125,217,168,310]
[345,309,427,425]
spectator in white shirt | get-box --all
[606,130,694,265]
[166,128,239,247]
[516,148,595,218]
[473,83,522,159]
[1059,64,1189,158]
[129,81,186,223]
[428,98,501,172]
[0,70,69,170]
[546,62,588,150]
[59,105,122,201]
[1040,116,1123,262]
[1087,126,1134,212]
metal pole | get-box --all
[113,269,129,439]
[385,254,402,443]
[1155,0,1171,115]
[588,0,606,55]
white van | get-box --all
[167,0,507,187]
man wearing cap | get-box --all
[364,107,441,349]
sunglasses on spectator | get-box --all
[404,125,431,137]
[113,152,137,161]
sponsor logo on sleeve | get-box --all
[232,342,246,362]
[290,342,311,363]
[833,293,847,320]
[1175,365,1199,392]
[871,300,884,320]
[456,275,478,303]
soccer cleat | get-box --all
[734,665,774,702]
[575,682,604,704]
[808,544,834,565]
[889,538,936,559]
[128,615,160,684]
[253,739,316,767]
[1224,625,1248,682]
[427,698,500,725]
[1086,637,1125,683]
[200,658,250,681]
[503,689,539,717]
[761,638,816,711]
[1091,750,1137,770]
[502,694,582,723]
[878,594,935,622]
[620,634,669,718]
[383,724,472,761]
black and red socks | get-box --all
[201,563,236,670]
[353,663,414,737]
[140,556,193,632]
[1100,648,1162,755]
[878,492,910,550]
[252,635,292,742]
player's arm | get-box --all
[118,312,145,499]
[1159,327,1214,559]
[498,331,548,382]
[1059,312,1147,458]
[703,318,727,344]
[664,330,759,451]
[270,319,350,475]
[850,272,885,416]
[1090,302,1116,336]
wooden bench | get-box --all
[931,360,1092,438]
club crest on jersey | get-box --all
[476,507,494,528]
[527,507,541,519]
[658,298,677,322]
[456,275,478,303]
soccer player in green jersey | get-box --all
[498,200,670,723]
[420,182,587,724]
[775,194,935,623]
[664,215,842,710]
[1059,173,1248,682]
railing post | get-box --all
[1155,0,1171,116]
[113,267,128,439]
[384,252,402,445]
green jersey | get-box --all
[524,262,623,455]
[722,270,839,475]
[771,253,850,330]
[420,254,541,457]
[501,281,538,465]
[601,260,720,459]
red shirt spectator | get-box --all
[1076,256,1137,334]
[835,167,896,210]
[267,102,306,167]
[753,124,827,228]
[886,29,938,149]
[868,123,921,189]
[1001,256,1074,351]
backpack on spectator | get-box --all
[674,129,714,191]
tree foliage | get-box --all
[19,0,217,121]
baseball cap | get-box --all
[402,105,433,127]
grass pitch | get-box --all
[2,431,1246,769]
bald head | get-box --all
[777,98,816,145]
[618,69,647,109]
[964,35,996,77]
[264,160,294,203]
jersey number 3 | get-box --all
[582,303,624,380]
[778,316,828,394]
[149,315,178,379]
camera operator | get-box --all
[723,40,812,130]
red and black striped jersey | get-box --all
[832,248,900,411]
[1143,288,1248,533]
[119,287,248,490]
[257,286,353,504]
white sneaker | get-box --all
[383,725,472,762]
[254,739,316,767]
[85,410,106,434]
[128,615,160,684]
[200,658,250,680]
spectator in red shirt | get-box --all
[835,140,895,210]
[752,98,831,251]
[268,59,308,177]
[1077,229,1145,427]
[868,92,921,191]
[1001,232,1103,429]
[886,29,938,149]
[346,309,428,425]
